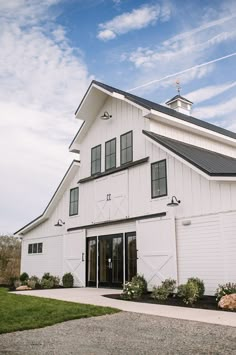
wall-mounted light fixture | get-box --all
[100,111,112,120]
[167,196,181,207]
[54,219,65,227]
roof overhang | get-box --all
[14,160,80,236]
[69,82,148,151]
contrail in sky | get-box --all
[128,52,236,92]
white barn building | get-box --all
[15,81,236,295]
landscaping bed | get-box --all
[104,293,236,312]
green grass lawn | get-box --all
[0,288,119,334]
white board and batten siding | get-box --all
[21,234,63,279]
[176,211,236,295]
[150,119,236,158]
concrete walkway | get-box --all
[14,288,236,327]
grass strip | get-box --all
[0,288,119,334]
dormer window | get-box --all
[91,144,101,175]
[120,131,133,165]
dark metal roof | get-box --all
[143,130,236,176]
[92,80,236,140]
[165,94,193,104]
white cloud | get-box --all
[121,7,236,96]
[186,81,236,104]
[97,3,171,41]
[0,1,92,233]
[193,96,236,120]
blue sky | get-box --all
[0,0,236,233]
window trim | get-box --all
[151,159,168,199]
[28,242,43,254]
[91,144,102,175]
[69,187,79,216]
[120,130,133,166]
[105,138,116,171]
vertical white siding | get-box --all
[150,119,236,157]
[21,234,63,278]
[176,211,236,295]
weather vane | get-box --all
[175,79,181,94]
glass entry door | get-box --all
[99,234,123,288]
[125,232,137,282]
[86,237,97,287]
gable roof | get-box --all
[143,130,236,177]
[14,160,80,235]
[90,81,236,140]
[165,94,193,105]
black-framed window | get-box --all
[28,242,43,254]
[105,138,116,170]
[69,187,79,216]
[151,159,167,198]
[120,131,133,165]
[91,144,101,175]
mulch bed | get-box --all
[103,293,236,312]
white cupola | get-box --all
[165,94,193,115]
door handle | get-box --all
[108,258,112,269]
[82,252,85,262]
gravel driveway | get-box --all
[0,312,235,355]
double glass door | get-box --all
[99,234,123,288]
[86,232,137,288]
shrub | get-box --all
[27,276,41,289]
[187,277,205,298]
[62,273,74,288]
[177,281,199,305]
[151,278,176,301]
[41,278,54,289]
[131,274,147,294]
[151,286,170,301]
[41,273,60,288]
[215,282,236,301]
[19,272,29,284]
[14,279,21,288]
[121,274,147,300]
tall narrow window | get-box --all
[91,145,101,175]
[69,187,79,216]
[151,159,167,198]
[105,138,116,170]
[120,131,133,165]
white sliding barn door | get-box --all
[136,217,177,290]
[63,230,86,287]
[94,171,128,222]
[110,171,128,220]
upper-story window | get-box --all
[151,159,167,198]
[69,187,79,216]
[91,144,101,175]
[120,131,133,165]
[105,138,116,170]
[28,242,43,254]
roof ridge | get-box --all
[92,81,236,140]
